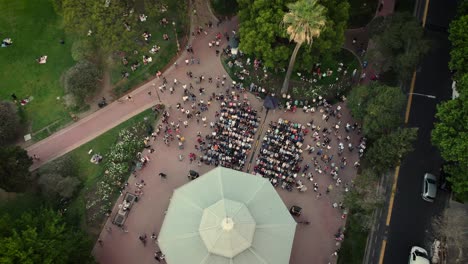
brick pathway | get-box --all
[24,1,386,263]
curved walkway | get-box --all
[26,2,232,171]
[24,1,390,263]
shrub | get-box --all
[62,60,100,103]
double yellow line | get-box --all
[378,1,430,263]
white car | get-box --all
[409,246,430,264]
[422,173,437,202]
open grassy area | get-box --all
[0,0,75,134]
[348,0,378,28]
[40,108,158,235]
[111,0,189,95]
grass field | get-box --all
[0,0,75,134]
[111,0,189,95]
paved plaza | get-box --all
[89,16,363,261]
[26,2,368,263]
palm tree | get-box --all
[281,0,327,94]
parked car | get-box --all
[422,173,437,202]
[409,246,430,264]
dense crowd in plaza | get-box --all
[93,5,365,264]
[200,97,259,170]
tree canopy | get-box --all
[369,12,430,81]
[238,0,349,69]
[347,83,406,139]
[0,146,32,192]
[0,207,92,264]
[432,5,468,201]
[432,74,468,200]
[62,60,100,103]
[0,101,20,146]
[448,15,468,76]
[281,0,327,93]
[365,127,418,174]
[57,0,137,53]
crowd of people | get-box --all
[199,95,260,170]
[253,118,307,191]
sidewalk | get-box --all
[343,0,396,86]
[26,0,231,171]
[24,1,380,263]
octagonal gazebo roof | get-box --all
[157,167,297,264]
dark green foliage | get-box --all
[60,0,137,53]
[0,207,92,264]
[365,127,418,174]
[369,12,430,81]
[0,101,20,146]
[347,83,406,139]
[62,60,101,103]
[362,86,406,138]
[0,146,32,192]
[431,1,468,201]
[432,74,468,200]
[448,15,468,76]
[211,0,239,17]
[343,169,383,229]
[347,0,378,28]
[237,0,349,69]
[38,173,80,199]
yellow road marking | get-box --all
[422,0,430,27]
[378,240,387,264]
[405,71,417,124]
[386,166,400,226]
[380,3,431,263]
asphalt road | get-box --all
[381,0,459,263]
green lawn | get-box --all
[0,0,75,133]
[111,0,189,95]
[40,108,157,234]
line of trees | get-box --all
[431,2,468,201]
[344,83,418,229]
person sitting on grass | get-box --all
[1,38,13,47]
[36,55,48,64]
[142,31,151,41]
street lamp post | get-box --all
[409,92,436,99]
[172,21,180,53]
[153,83,161,102]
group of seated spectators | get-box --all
[253,118,308,191]
[201,97,259,170]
